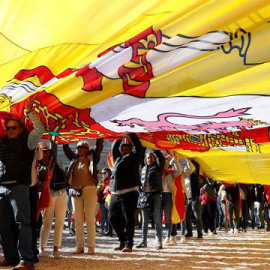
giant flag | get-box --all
[0,0,270,183]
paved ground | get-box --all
[3,226,269,270]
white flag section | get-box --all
[91,94,269,135]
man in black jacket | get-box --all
[109,133,143,252]
[0,98,45,270]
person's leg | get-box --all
[0,186,19,264]
[10,184,34,264]
[162,193,172,238]
[228,201,234,231]
[221,202,229,231]
[100,203,107,231]
[249,202,255,229]
[121,191,139,248]
[67,194,73,230]
[141,208,150,243]
[258,202,265,227]
[83,187,97,251]
[72,196,85,250]
[185,200,193,236]
[201,204,208,233]
[151,193,163,244]
[209,201,217,233]
[192,198,203,237]
[241,200,247,231]
[234,201,240,230]
[40,195,57,250]
[109,194,126,247]
[171,224,177,236]
[217,198,223,229]
[29,185,39,261]
[53,191,68,252]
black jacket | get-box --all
[38,141,67,191]
[110,133,143,192]
[225,184,239,202]
[141,150,165,192]
[0,133,34,185]
[188,160,200,199]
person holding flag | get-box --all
[0,97,45,270]
[109,133,143,252]
[161,154,182,246]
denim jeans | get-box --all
[141,193,163,243]
[0,184,34,264]
[100,203,109,231]
[161,192,172,237]
[186,198,203,236]
[66,190,73,229]
[248,202,255,228]
[265,204,270,221]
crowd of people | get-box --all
[0,100,270,270]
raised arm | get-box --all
[171,158,183,178]
[27,111,45,150]
[93,138,104,164]
[154,150,165,172]
[112,139,122,162]
[182,158,195,178]
[63,144,75,161]
[129,133,143,159]
[49,139,58,162]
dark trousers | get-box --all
[201,201,216,233]
[0,184,34,264]
[161,192,172,237]
[241,200,248,230]
[29,185,38,259]
[228,200,240,229]
[109,191,138,247]
[186,198,203,236]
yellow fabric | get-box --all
[1,0,270,184]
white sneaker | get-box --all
[163,237,171,246]
[229,229,234,234]
[234,228,241,234]
[180,236,186,243]
[170,236,177,245]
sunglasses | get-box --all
[6,126,19,131]
[77,146,88,149]
[101,172,108,175]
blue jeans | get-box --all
[100,203,109,231]
[161,192,172,237]
[0,184,34,264]
[186,198,203,236]
[142,193,163,243]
